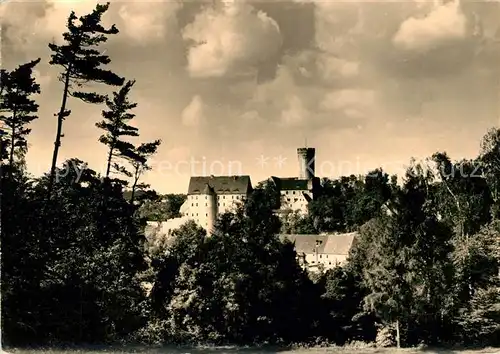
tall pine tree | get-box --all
[128,140,161,204]
[96,79,139,181]
[0,59,41,169]
[47,2,124,197]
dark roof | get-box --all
[270,176,309,191]
[188,175,252,195]
[279,233,358,255]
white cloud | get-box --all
[181,95,206,127]
[316,54,360,81]
[182,2,282,78]
[393,0,468,51]
[320,89,376,113]
[281,96,308,127]
[117,0,182,43]
[0,0,176,51]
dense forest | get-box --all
[2,2,500,349]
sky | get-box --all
[1,0,500,193]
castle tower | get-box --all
[297,147,315,180]
[202,183,218,236]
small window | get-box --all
[191,203,194,206]
[205,196,207,199]
[319,255,322,259]
[294,198,298,202]
[205,203,207,206]
[196,203,198,207]
[206,213,208,216]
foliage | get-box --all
[6,1,500,348]
[97,80,140,180]
[0,58,41,168]
[47,2,124,197]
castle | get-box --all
[178,146,320,233]
[144,146,357,273]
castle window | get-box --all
[191,203,194,206]
[196,213,198,216]
[218,203,220,206]
[205,203,207,206]
[196,203,198,207]
[205,196,207,199]
[223,196,225,199]
[293,191,296,194]
[223,203,225,206]
[206,213,208,216]
[294,198,298,202]
[320,255,322,258]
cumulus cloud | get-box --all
[320,89,376,113]
[393,0,468,51]
[117,0,182,43]
[0,0,177,52]
[181,95,206,128]
[182,1,282,78]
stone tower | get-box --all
[202,183,218,236]
[297,147,315,179]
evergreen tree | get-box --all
[128,140,161,204]
[47,2,124,197]
[0,59,41,168]
[96,79,139,181]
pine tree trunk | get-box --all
[105,146,113,180]
[396,319,401,348]
[130,167,140,205]
[8,112,16,168]
[47,67,72,199]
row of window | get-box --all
[191,202,233,207]
[190,195,243,200]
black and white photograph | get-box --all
[1,0,500,352]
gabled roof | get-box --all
[279,232,358,255]
[188,175,252,195]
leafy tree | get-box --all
[0,59,41,168]
[360,164,454,347]
[160,183,317,344]
[319,266,377,344]
[47,2,124,197]
[24,159,148,343]
[138,194,187,221]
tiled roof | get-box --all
[279,232,358,255]
[271,176,309,191]
[188,175,252,195]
